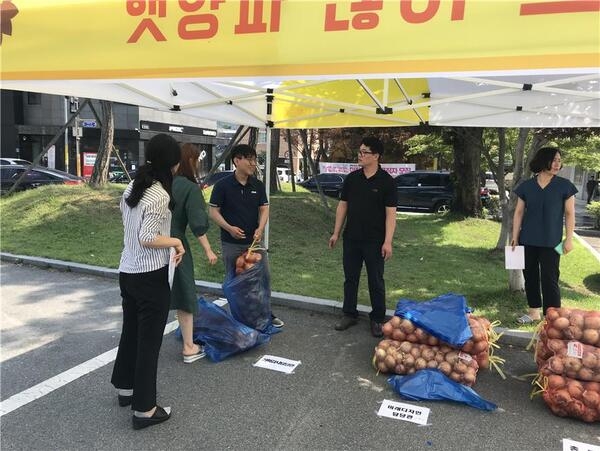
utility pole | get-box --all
[63,97,70,172]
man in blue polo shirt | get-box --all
[208,144,284,328]
[328,136,397,337]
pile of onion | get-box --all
[380,314,503,371]
[543,307,600,346]
[532,375,600,423]
[538,339,600,382]
[234,240,263,275]
[373,339,479,386]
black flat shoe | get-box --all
[118,394,132,407]
[132,406,171,430]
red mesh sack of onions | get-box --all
[532,375,600,423]
[372,339,479,386]
[543,307,600,346]
[538,339,600,382]
[381,314,501,371]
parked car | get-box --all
[109,170,136,184]
[299,173,346,198]
[0,158,32,165]
[199,170,234,189]
[0,164,85,195]
[395,171,454,213]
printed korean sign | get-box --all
[1,1,598,80]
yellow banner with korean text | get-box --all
[1,0,598,80]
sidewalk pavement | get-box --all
[574,195,600,259]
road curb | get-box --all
[1,252,534,349]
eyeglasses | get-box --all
[358,150,374,156]
[244,156,258,164]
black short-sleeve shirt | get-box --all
[341,167,397,242]
[514,175,577,247]
[209,173,269,245]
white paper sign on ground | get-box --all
[505,245,525,269]
[377,399,430,425]
[563,439,600,451]
[253,355,301,374]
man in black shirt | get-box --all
[586,175,597,204]
[328,137,397,337]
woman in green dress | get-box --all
[171,143,218,363]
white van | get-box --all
[276,167,291,183]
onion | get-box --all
[553,389,571,406]
[547,375,565,389]
[564,357,582,373]
[384,355,396,370]
[438,361,452,375]
[399,341,412,353]
[582,329,600,346]
[449,372,462,382]
[567,380,584,399]
[445,350,459,365]
[582,353,598,370]
[399,319,415,334]
[377,361,388,373]
[463,369,476,385]
[553,317,570,331]
[546,327,562,339]
[414,328,427,342]
[548,357,564,374]
[395,364,406,374]
[546,339,565,354]
[582,390,600,409]
[427,335,439,346]
[405,333,417,343]
[545,309,560,322]
[570,313,585,329]
[382,322,393,337]
[421,348,435,361]
[563,325,583,341]
[426,359,438,369]
[403,354,415,367]
[577,367,594,381]
[392,328,405,341]
[409,346,421,359]
[390,316,402,328]
[415,358,427,370]
[375,348,386,360]
[583,314,600,330]
[434,352,445,363]
[472,340,488,355]
[581,408,598,423]
[461,341,474,354]
[454,361,468,374]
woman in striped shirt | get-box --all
[111,133,184,430]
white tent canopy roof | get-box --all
[3,72,599,128]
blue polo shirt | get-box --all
[514,175,577,247]
[209,173,269,245]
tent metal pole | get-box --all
[264,126,271,250]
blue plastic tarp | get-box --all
[394,293,472,347]
[388,369,497,411]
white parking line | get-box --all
[0,320,180,417]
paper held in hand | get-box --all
[168,247,176,289]
[505,246,524,270]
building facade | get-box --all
[0,90,221,177]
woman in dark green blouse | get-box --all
[171,143,218,363]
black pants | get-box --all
[111,266,170,412]
[522,245,561,314]
[342,239,386,323]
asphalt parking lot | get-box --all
[1,261,599,451]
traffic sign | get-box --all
[80,120,97,128]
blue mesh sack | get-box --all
[388,369,497,411]
[175,297,270,362]
[394,293,472,347]
[223,257,280,335]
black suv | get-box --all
[395,171,453,213]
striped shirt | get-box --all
[119,181,172,274]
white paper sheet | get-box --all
[168,247,176,289]
[253,355,301,374]
[377,399,430,425]
[505,246,524,270]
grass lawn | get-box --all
[1,184,599,329]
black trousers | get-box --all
[522,245,561,314]
[111,266,170,412]
[342,239,386,323]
